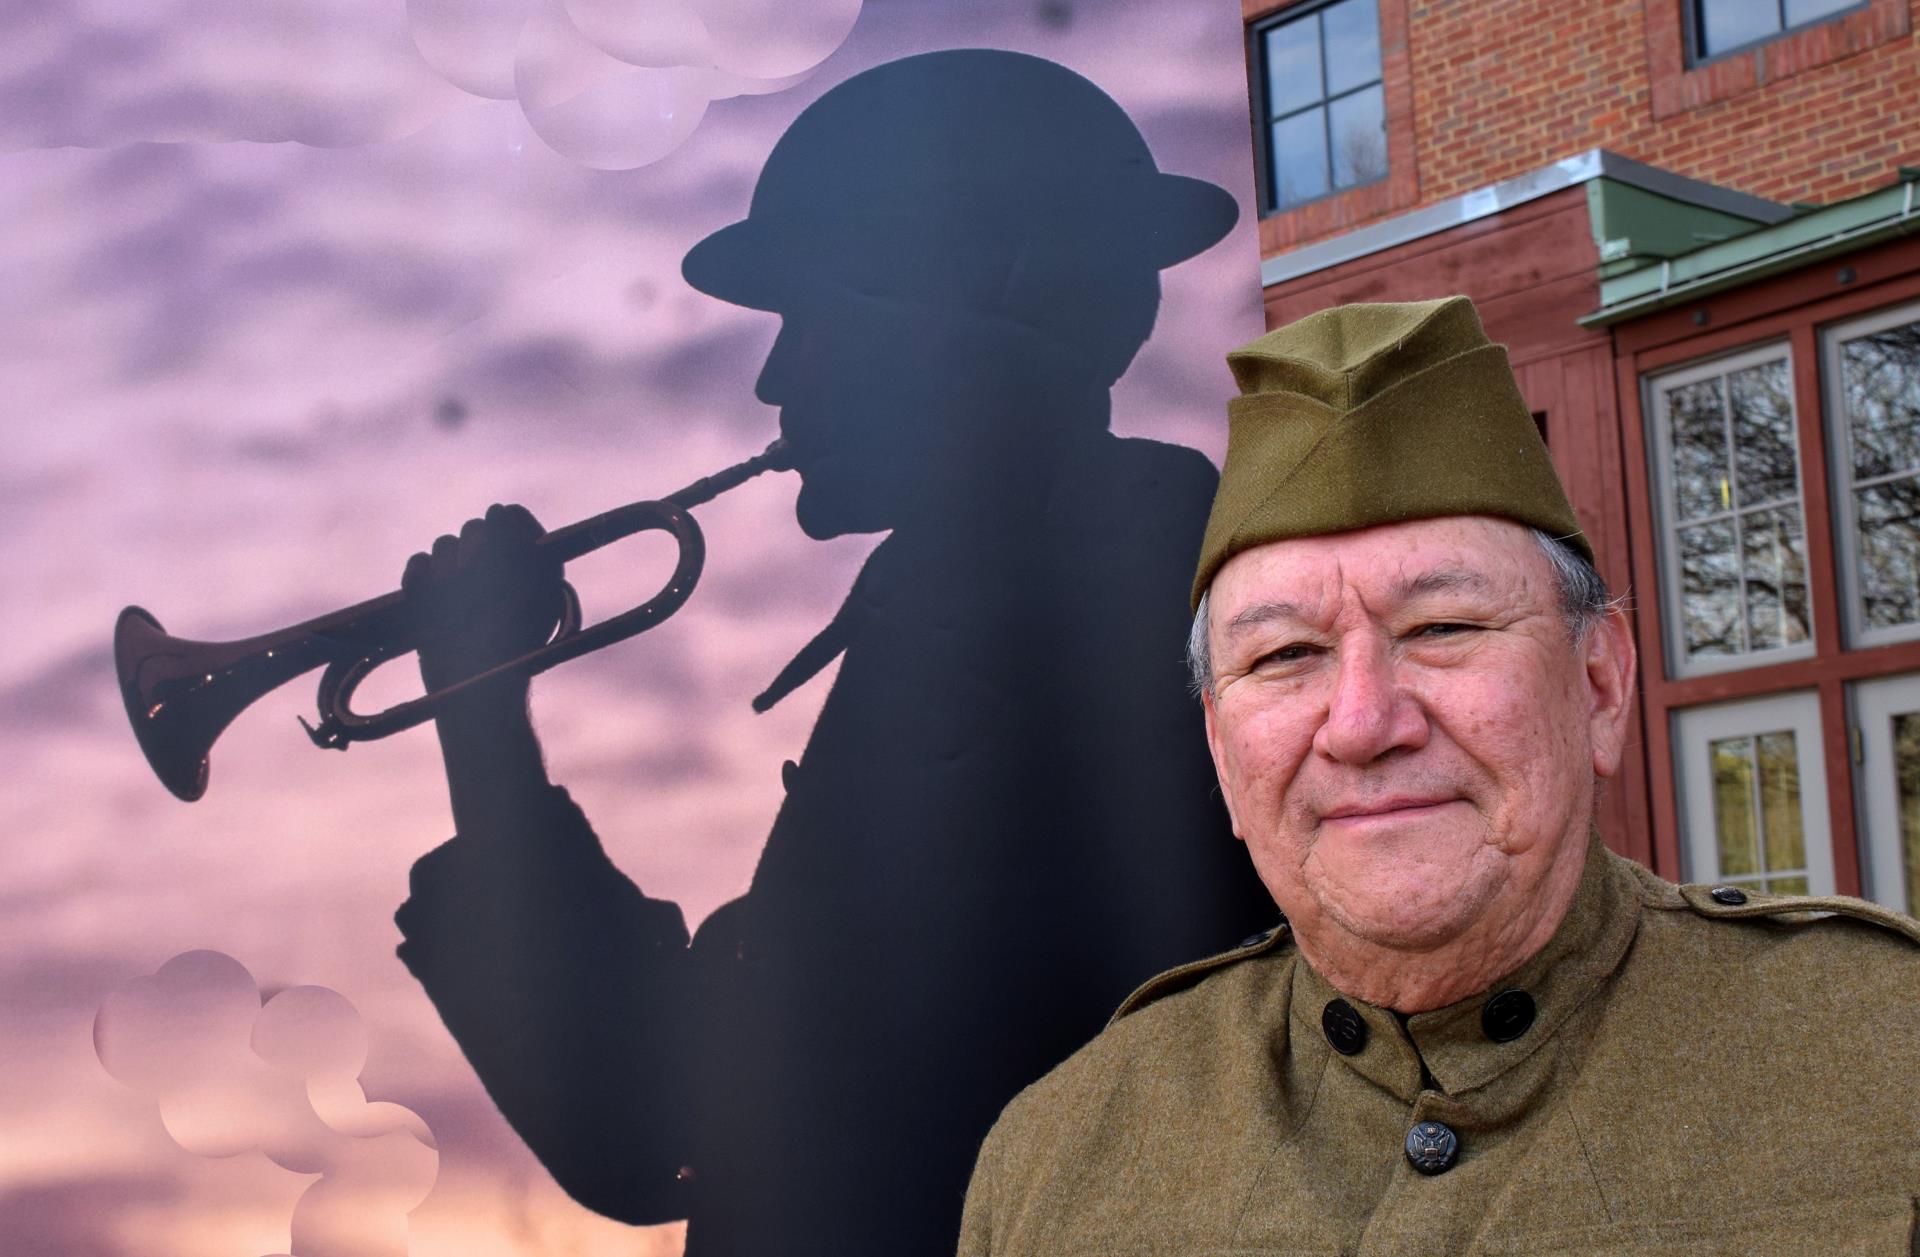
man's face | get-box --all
[755,291,1044,540]
[748,280,1082,541]
[756,296,915,539]
[1201,515,1634,959]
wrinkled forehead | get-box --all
[1207,515,1550,625]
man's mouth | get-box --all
[1320,797,1458,824]
[779,435,834,471]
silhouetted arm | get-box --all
[432,678,552,839]
[395,777,699,1224]
[390,506,701,1225]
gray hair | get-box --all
[1185,528,1615,699]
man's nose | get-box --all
[1313,638,1427,765]
[754,321,797,406]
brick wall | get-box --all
[1256,0,1920,255]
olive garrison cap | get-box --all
[1191,296,1590,610]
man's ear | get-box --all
[1585,606,1638,782]
[1202,689,1245,841]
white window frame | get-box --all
[1646,341,1815,678]
[1673,690,1835,893]
[1821,297,1920,650]
[1848,671,1920,913]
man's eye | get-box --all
[1413,622,1474,639]
[1256,644,1315,666]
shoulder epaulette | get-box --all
[1672,883,1920,946]
[1109,919,1292,1025]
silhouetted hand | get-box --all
[402,504,566,700]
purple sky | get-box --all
[0,0,1264,1250]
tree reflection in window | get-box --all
[1709,730,1810,894]
[1253,0,1386,214]
[1895,712,1920,913]
[1657,354,1810,665]
[1840,319,1920,632]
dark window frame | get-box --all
[1685,0,1870,67]
[1248,0,1387,218]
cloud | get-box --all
[0,0,866,170]
[60,159,293,377]
[0,949,130,1027]
[0,1173,177,1257]
[0,641,116,732]
[94,951,439,1257]
[0,0,459,151]
[434,320,772,423]
[413,0,867,169]
[221,241,480,324]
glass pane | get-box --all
[1712,736,1759,876]
[1785,0,1858,25]
[1271,109,1330,209]
[1740,506,1809,651]
[1322,0,1382,96]
[1855,477,1920,630]
[1729,358,1796,508]
[1329,85,1387,189]
[1698,0,1781,56]
[1766,874,1810,895]
[1755,730,1806,873]
[1895,711,1920,912]
[1841,320,1920,480]
[1667,376,1729,522]
[1679,519,1741,658]
[1263,16,1324,118]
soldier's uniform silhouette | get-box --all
[395,51,1274,1255]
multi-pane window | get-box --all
[1690,0,1865,61]
[1649,345,1812,675]
[1650,296,1920,914]
[1252,0,1385,214]
[1824,301,1920,647]
[1852,672,1920,914]
[1674,692,1835,894]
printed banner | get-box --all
[2,1,1267,1252]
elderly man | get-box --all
[958,296,1920,1254]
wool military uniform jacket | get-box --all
[958,839,1920,1255]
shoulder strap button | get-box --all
[1709,885,1749,905]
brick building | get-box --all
[1242,0,1920,909]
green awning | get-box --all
[1582,169,1920,326]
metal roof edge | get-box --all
[1259,149,1790,290]
[1586,152,1794,227]
[1580,174,1920,326]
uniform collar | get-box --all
[1288,835,1641,1102]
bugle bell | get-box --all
[115,439,793,802]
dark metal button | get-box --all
[1238,930,1271,948]
[1481,988,1536,1043]
[1322,999,1368,1055]
[1405,1120,1460,1175]
[1709,885,1748,905]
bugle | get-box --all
[115,439,793,802]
